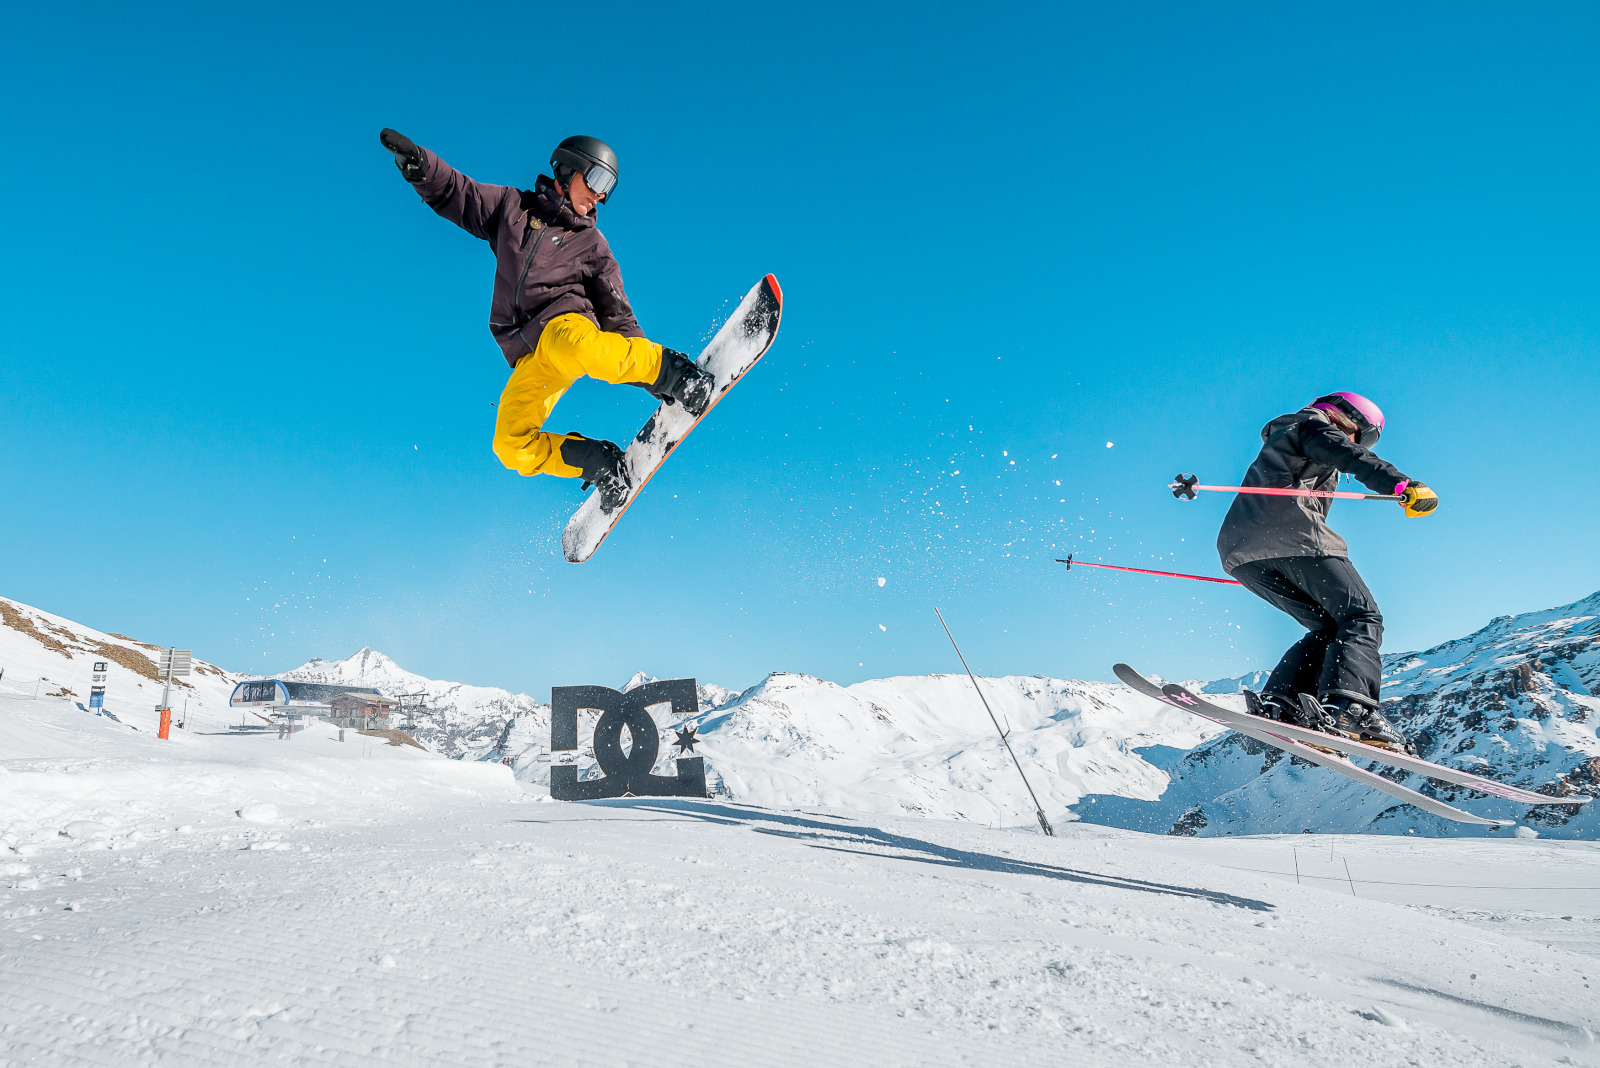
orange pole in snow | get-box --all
[158,709,172,739]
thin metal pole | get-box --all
[933,608,1055,837]
[160,648,173,717]
[1343,857,1358,897]
[1057,556,1242,586]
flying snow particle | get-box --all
[877,577,887,587]
[1105,441,1114,448]
[414,445,418,450]
[879,624,887,632]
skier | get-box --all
[1216,392,1437,749]
[378,129,713,511]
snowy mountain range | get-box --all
[3,589,1597,837]
[1086,591,1600,838]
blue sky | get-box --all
[2,1,1597,696]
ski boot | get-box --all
[1318,695,1414,754]
[649,347,715,418]
[1246,689,1329,729]
[560,435,631,513]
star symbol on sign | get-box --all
[671,725,699,754]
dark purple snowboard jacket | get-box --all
[406,147,642,368]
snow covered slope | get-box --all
[0,596,242,733]
[690,670,1214,824]
[275,651,1221,829]
[3,688,1598,1067]
[1087,591,1600,838]
[490,668,1219,825]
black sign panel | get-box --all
[550,679,706,800]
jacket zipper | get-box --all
[509,218,549,326]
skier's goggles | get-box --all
[1316,396,1381,448]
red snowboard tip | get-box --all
[764,273,783,305]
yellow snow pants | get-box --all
[491,313,664,478]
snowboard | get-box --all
[1113,664,1519,827]
[562,274,783,564]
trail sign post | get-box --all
[89,661,108,712]
[157,649,191,739]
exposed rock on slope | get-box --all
[1085,591,1600,838]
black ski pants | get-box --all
[1230,555,1383,708]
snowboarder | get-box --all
[378,129,713,511]
[1216,392,1438,748]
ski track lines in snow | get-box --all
[3,699,1600,1066]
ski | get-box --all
[1112,664,1517,827]
[1211,690,1590,807]
[562,274,783,564]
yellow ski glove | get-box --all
[1399,481,1438,517]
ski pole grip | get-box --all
[1170,473,1198,500]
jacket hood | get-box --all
[532,174,596,229]
[1260,407,1328,442]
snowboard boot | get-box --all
[648,347,715,418]
[560,435,631,514]
[1322,696,1414,753]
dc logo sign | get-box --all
[549,679,708,801]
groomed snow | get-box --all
[3,693,1598,1067]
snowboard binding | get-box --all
[650,348,715,418]
[561,435,632,514]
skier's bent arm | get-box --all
[410,148,517,243]
[1302,424,1408,496]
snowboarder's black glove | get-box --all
[380,128,427,183]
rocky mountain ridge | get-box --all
[1086,590,1600,838]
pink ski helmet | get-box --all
[1310,391,1384,448]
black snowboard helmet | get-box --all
[550,135,618,202]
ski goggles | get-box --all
[579,163,616,200]
[1314,395,1381,448]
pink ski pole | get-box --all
[1169,473,1402,502]
[1056,555,1242,586]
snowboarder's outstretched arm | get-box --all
[585,235,643,339]
[1301,423,1408,495]
[379,128,516,244]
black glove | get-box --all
[379,128,427,183]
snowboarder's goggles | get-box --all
[577,163,616,199]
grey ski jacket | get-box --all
[1216,409,1409,573]
[407,148,642,368]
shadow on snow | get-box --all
[523,798,1274,912]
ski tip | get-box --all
[763,273,782,305]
